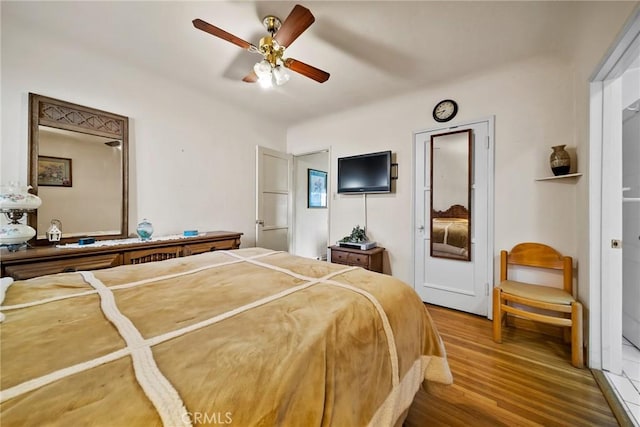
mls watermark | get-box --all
[182,411,233,425]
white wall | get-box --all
[292,151,329,259]
[288,55,582,284]
[1,18,288,246]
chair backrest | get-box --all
[500,242,573,294]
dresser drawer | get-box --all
[4,253,123,280]
[183,238,239,256]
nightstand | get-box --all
[329,245,384,273]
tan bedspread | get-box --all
[432,218,468,249]
[0,248,451,426]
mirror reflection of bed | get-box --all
[431,204,469,260]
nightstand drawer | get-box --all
[346,253,369,268]
[332,248,369,267]
[331,250,350,264]
[329,246,385,273]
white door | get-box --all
[413,118,494,316]
[256,146,292,251]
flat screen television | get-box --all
[337,150,392,194]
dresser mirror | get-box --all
[28,93,129,244]
[430,129,472,261]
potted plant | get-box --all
[340,225,369,243]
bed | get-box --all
[431,204,470,260]
[0,248,452,426]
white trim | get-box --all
[588,81,604,369]
[601,78,624,374]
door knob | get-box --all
[256,220,264,226]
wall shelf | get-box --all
[535,173,583,181]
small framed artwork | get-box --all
[308,169,327,208]
[38,156,72,187]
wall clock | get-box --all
[432,99,458,122]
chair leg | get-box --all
[493,287,502,343]
[571,301,584,368]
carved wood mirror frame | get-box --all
[28,93,129,244]
[429,129,472,261]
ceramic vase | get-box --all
[136,219,154,241]
[549,145,571,176]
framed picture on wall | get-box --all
[38,156,72,187]
[308,169,327,208]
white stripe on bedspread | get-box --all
[1,250,404,426]
[0,277,15,322]
[80,271,191,427]
[443,222,451,245]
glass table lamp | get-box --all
[0,183,42,251]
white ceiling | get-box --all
[3,1,634,126]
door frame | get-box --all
[412,116,495,318]
[588,6,640,371]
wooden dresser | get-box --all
[0,231,242,280]
[329,245,384,273]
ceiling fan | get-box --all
[193,4,330,88]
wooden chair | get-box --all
[492,242,584,368]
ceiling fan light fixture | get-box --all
[272,65,290,86]
[254,60,272,78]
[257,74,273,89]
[254,59,275,89]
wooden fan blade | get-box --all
[284,58,330,83]
[192,18,256,51]
[242,70,258,83]
[274,5,314,48]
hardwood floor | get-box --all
[404,304,618,427]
